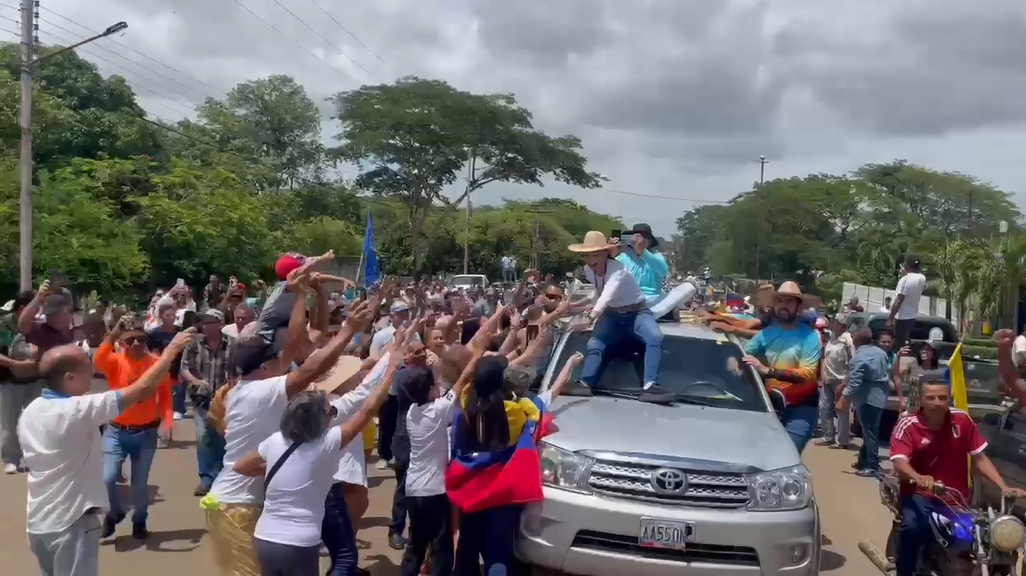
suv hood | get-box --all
[545,396,800,472]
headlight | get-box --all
[746,465,813,511]
[990,515,1026,552]
[539,441,593,493]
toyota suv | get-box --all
[517,321,820,575]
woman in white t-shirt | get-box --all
[231,344,404,576]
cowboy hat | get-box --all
[311,355,363,394]
[753,281,822,310]
[568,231,612,253]
[628,223,659,248]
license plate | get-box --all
[638,518,695,551]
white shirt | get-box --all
[501,256,511,270]
[584,258,645,315]
[19,390,123,533]
[332,354,391,484]
[406,390,458,497]
[209,376,289,504]
[253,427,343,547]
[1013,335,1026,367]
[894,272,926,320]
[821,332,855,383]
[222,324,240,339]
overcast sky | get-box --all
[11,0,1026,236]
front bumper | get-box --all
[518,486,820,576]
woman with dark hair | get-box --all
[447,350,581,575]
[892,339,946,414]
[232,344,404,576]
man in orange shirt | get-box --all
[94,315,174,540]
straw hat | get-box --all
[310,355,364,394]
[568,231,612,253]
[753,281,822,310]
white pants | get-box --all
[644,283,697,318]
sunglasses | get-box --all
[123,335,146,345]
[544,292,561,300]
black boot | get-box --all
[101,512,124,538]
[564,381,593,397]
[639,384,676,403]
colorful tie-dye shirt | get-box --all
[745,323,823,407]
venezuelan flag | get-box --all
[446,396,553,514]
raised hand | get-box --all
[346,300,375,332]
[167,327,196,356]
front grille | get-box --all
[587,460,750,508]
[573,530,760,567]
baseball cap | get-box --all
[274,253,307,281]
[390,300,410,314]
[41,294,70,316]
[201,309,225,323]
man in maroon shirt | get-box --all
[889,380,1024,575]
[16,281,74,358]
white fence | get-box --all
[842,282,959,324]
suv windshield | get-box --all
[548,333,768,413]
[451,275,484,287]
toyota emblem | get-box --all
[650,468,688,495]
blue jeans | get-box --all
[322,482,359,576]
[194,407,226,489]
[780,404,818,454]
[455,505,520,576]
[856,403,883,472]
[171,382,186,415]
[102,426,158,524]
[581,309,663,386]
[896,495,945,576]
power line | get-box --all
[36,20,205,109]
[598,188,732,204]
[36,5,224,96]
[305,0,396,76]
[225,0,354,82]
[263,0,370,77]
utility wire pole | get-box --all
[526,206,552,271]
[462,154,475,275]
[17,11,128,289]
[754,155,768,283]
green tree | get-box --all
[331,77,604,273]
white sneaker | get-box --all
[375,459,392,471]
[4,462,18,474]
[172,412,184,421]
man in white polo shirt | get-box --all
[17,329,194,576]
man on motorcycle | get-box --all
[889,379,1026,575]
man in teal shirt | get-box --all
[614,223,695,318]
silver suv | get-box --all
[517,321,821,575]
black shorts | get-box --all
[893,318,915,348]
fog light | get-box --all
[789,544,809,565]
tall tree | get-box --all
[198,75,323,191]
[330,77,604,273]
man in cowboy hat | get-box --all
[743,281,823,453]
[611,223,697,320]
[567,231,672,402]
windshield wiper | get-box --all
[639,393,719,407]
[590,388,642,401]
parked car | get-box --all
[448,274,488,290]
[517,322,821,575]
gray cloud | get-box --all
[28,0,1026,236]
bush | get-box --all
[963,337,999,348]
[962,345,998,360]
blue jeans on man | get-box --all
[856,403,883,472]
[102,425,158,531]
[581,308,663,386]
[896,494,946,575]
[779,404,818,454]
[194,407,226,491]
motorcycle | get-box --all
[859,473,1024,576]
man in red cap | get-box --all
[252,251,334,344]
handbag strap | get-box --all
[264,441,302,490]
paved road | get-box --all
[0,419,892,575]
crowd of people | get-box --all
[3,223,692,576]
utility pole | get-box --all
[462,154,475,275]
[17,15,128,290]
[526,206,552,271]
[754,155,768,282]
[18,0,35,291]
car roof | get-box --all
[846,311,952,324]
[657,320,731,342]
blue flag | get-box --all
[362,211,381,286]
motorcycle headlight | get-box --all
[990,515,1026,552]
[539,441,593,493]
[746,465,813,511]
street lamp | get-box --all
[17,11,128,289]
